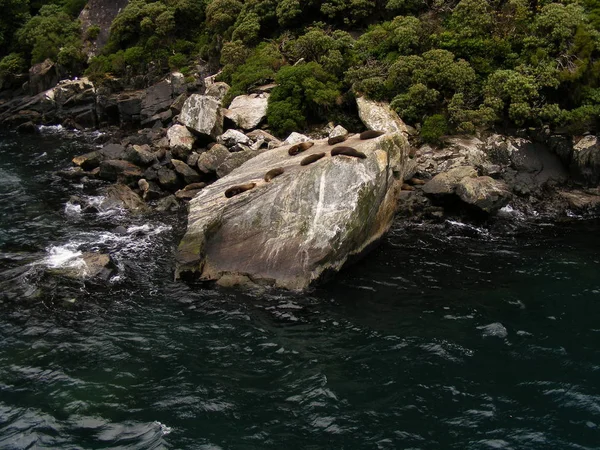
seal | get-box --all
[331,146,367,159]
[328,134,347,145]
[300,152,326,166]
[288,142,314,156]
[225,183,256,198]
[264,167,285,182]
[360,130,385,140]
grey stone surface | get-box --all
[176,132,411,290]
[179,94,223,139]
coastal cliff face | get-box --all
[79,0,130,58]
[175,133,411,290]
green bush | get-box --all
[421,115,449,144]
[0,53,27,78]
[267,61,341,136]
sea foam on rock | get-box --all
[175,132,411,290]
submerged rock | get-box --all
[176,132,411,290]
[48,252,116,281]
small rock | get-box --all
[101,184,148,212]
[157,167,180,190]
[99,160,143,182]
[218,129,251,147]
[172,159,202,184]
[284,132,311,145]
[197,144,230,174]
[129,144,157,166]
[155,195,181,212]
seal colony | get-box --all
[224,131,384,199]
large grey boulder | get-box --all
[571,135,600,186]
[179,94,223,139]
[175,133,411,290]
[224,93,269,130]
[456,176,511,214]
[141,80,173,122]
[423,166,477,195]
[357,97,408,135]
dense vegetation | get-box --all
[1,0,599,139]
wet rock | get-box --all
[72,143,128,170]
[101,184,149,213]
[218,129,251,147]
[456,176,511,214]
[155,195,181,212]
[129,144,157,166]
[223,93,269,130]
[157,167,181,190]
[167,124,196,159]
[16,122,39,134]
[423,166,478,196]
[98,160,143,182]
[172,159,202,184]
[356,97,408,135]
[176,132,411,290]
[197,144,230,174]
[179,94,223,139]
[558,188,600,212]
[48,252,116,281]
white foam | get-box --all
[43,245,85,270]
[38,124,64,134]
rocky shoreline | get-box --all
[2,70,599,288]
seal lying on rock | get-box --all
[301,153,326,166]
[264,167,285,182]
[288,142,314,156]
[360,130,385,140]
[225,183,256,198]
[328,135,348,145]
[331,147,367,159]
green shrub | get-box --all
[0,53,27,78]
[421,115,449,144]
[86,25,101,41]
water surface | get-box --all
[0,130,599,449]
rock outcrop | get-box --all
[356,97,408,135]
[224,93,269,130]
[79,0,130,58]
[571,135,600,186]
[175,132,411,289]
[179,94,223,139]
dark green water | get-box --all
[0,130,599,449]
